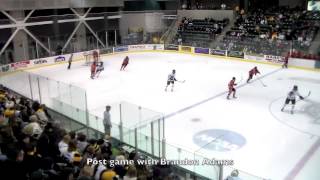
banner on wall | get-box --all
[54,56,66,63]
[210,49,226,56]
[228,51,244,58]
[11,60,30,70]
[33,59,48,65]
[179,46,192,53]
[194,47,209,54]
[0,64,11,73]
[165,44,179,51]
[128,44,146,51]
[244,54,265,61]
[149,44,164,50]
[114,46,129,52]
[264,55,284,63]
[128,44,164,51]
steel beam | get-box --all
[83,21,105,47]
[24,10,35,22]
[0,10,52,56]
[24,28,51,53]
[0,28,19,56]
[62,22,83,51]
[0,21,54,29]
[62,8,105,51]
[1,10,17,23]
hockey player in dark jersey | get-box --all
[165,69,177,92]
[120,56,129,71]
[281,85,304,114]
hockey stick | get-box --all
[257,78,267,87]
[236,76,243,85]
[177,80,186,83]
[297,91,311,102]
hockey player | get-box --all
[227,77,237,99]
[247,66,260,83]
[92,50,99,63]
[67,53,73,70]
[165,69,177,92]
[90,61,97,79]
[120,56,129,71]
[282,54,289,68]
[281,85,304,114]
[95,61,104,78]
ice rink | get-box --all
[4,52,320,179]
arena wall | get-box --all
[1,44,319,76]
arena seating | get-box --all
[219,8,320,57]
[177,17,229,47]
[0,85,180,180]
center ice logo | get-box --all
[193,129,246,152]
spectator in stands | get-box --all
[58,134,71,155]
[78,165,94,179]
[226,169,242,180]
[124,165,137,180]
[114,155,127,178]
[32,101,48,128]
[100,162,117,180]
[77,133,89,154]
[103,106,112,136]
[92,154,106,180]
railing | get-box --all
[160,15,179,44]
[173,35,320,60]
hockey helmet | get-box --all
[293,85,298,90]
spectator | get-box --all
[226,169,242,180]
[124,165,137,180]
[103,106,112,136]
[58,134,71,155]
[100,162,117,180]
[77,133,89,154]
[79,165,94,179]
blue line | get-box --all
[164,68,283,119]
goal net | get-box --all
[83,50,100,66]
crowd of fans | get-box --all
[0,85,179,180]
[220,7,320,58]
[174,8,320,59]
[180,0,236,10]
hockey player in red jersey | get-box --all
[282,54,289,68]
[92,50,99,63]
[90,61,97,79]
[227,77,237,99]
[120,56,129,71]
[247,66,260,83]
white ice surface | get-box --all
[5,52,320,180]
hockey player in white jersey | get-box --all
[281,85,304,114]
[95,61,104,78]
[165,69,177,92]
